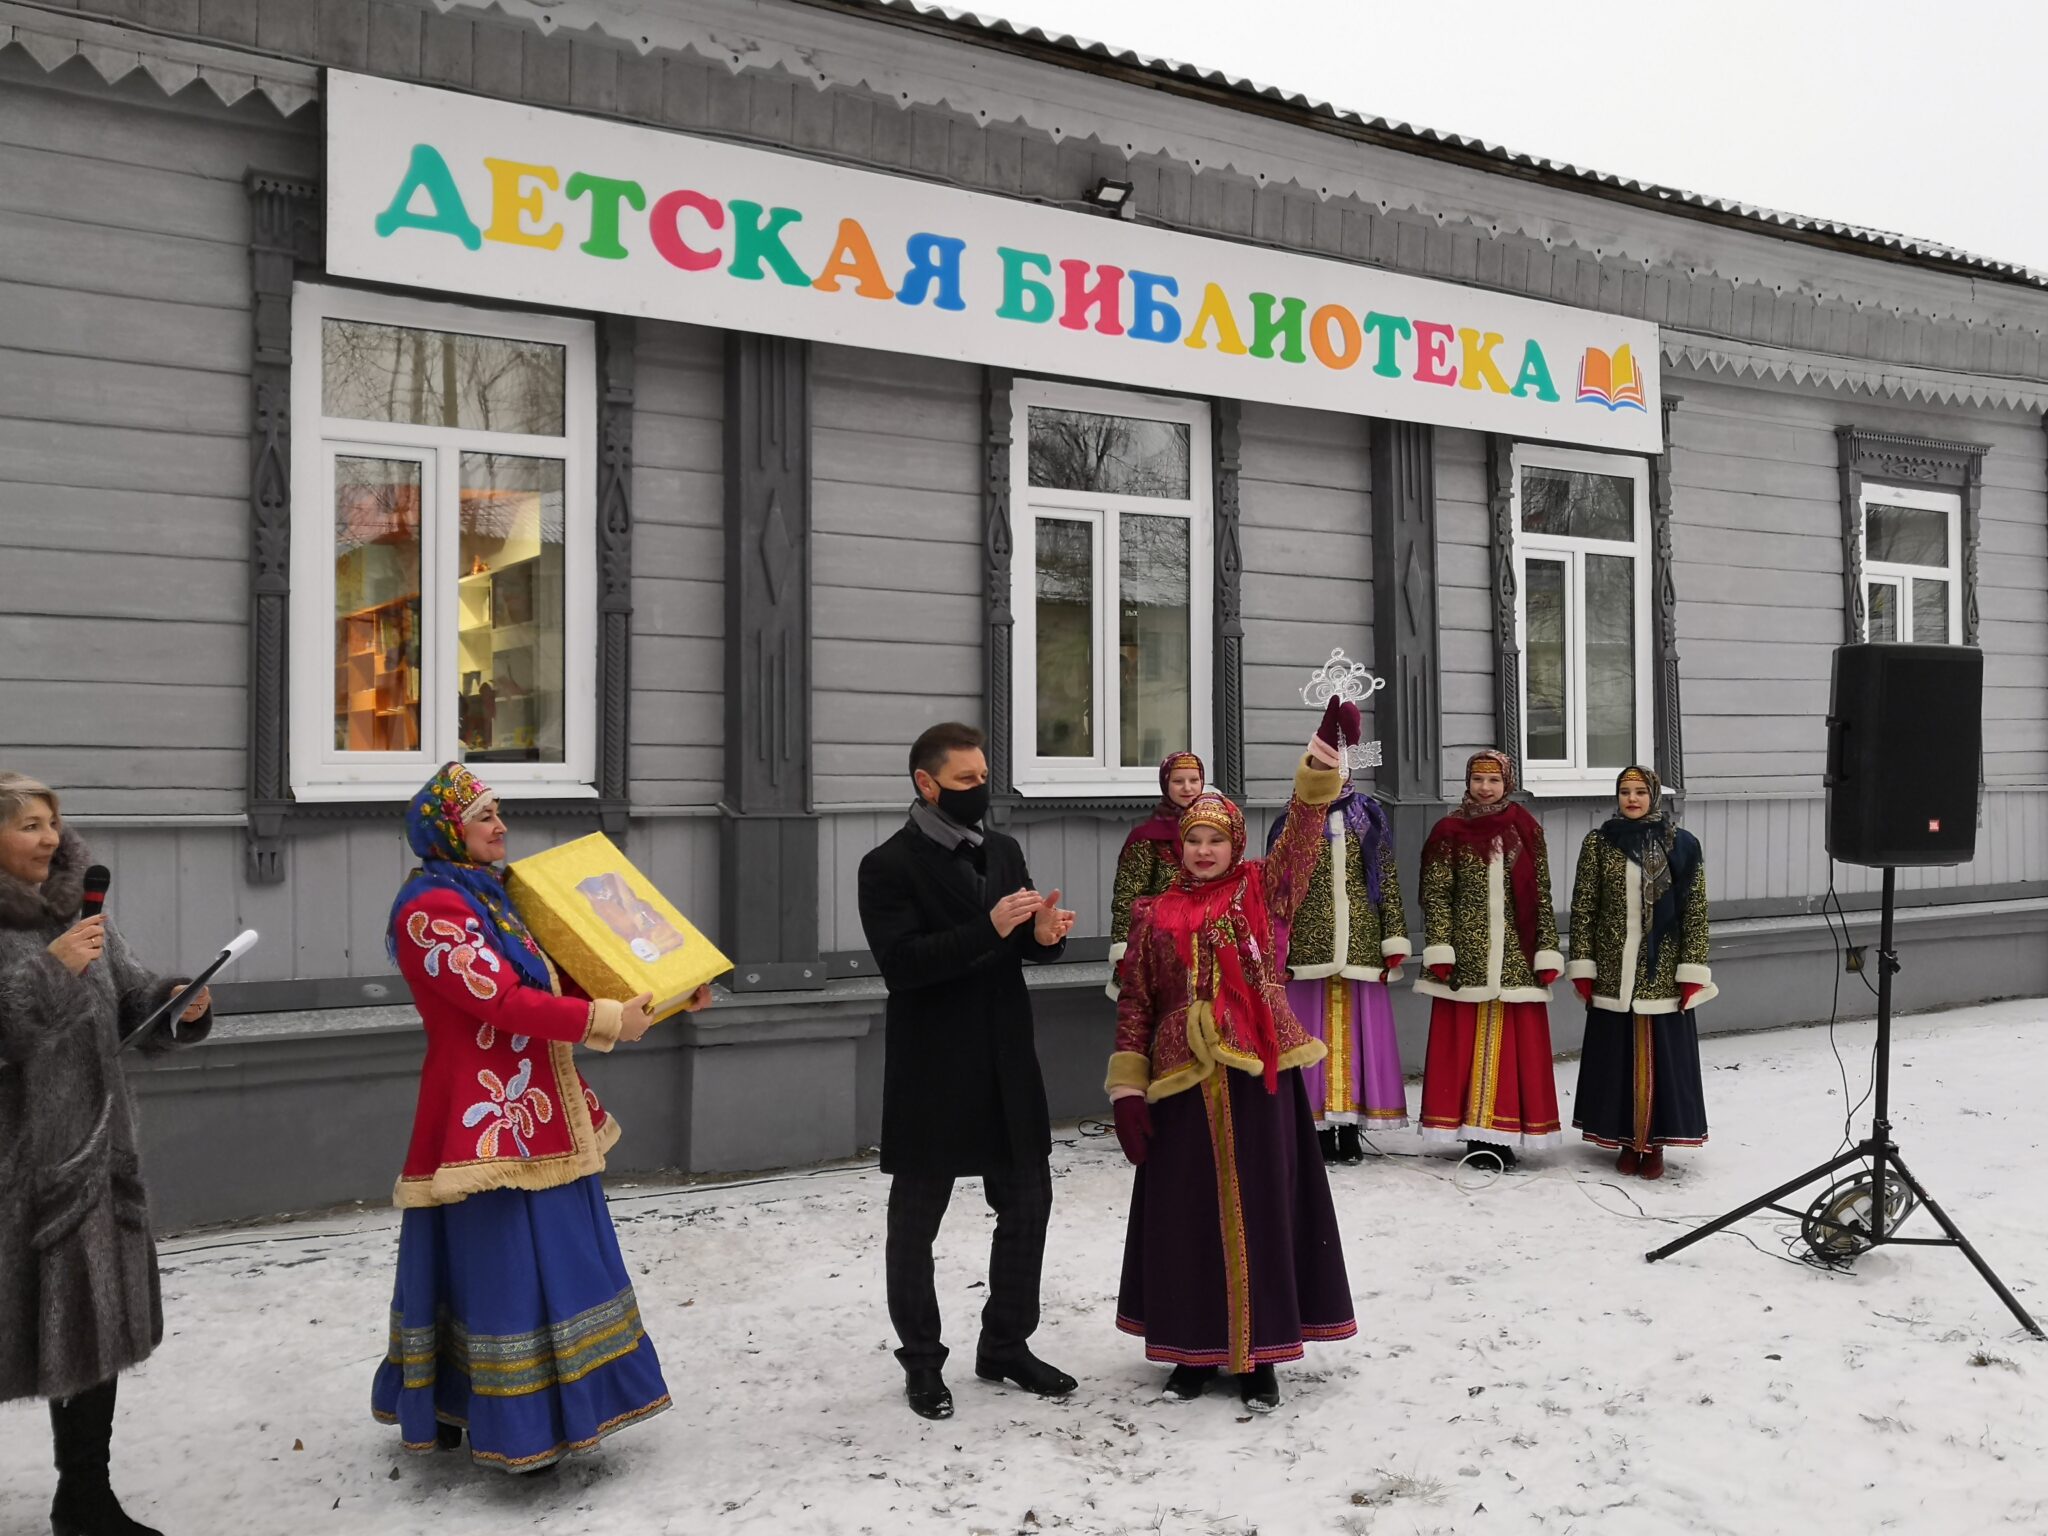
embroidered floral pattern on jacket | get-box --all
[462,1057,555,1158]
[474,1021,531,1053]
[406,911,504,1000]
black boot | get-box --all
[904,1367,954,1420]
[434,1422,465,1451]
[49,1380,161,1536]
[1336,1125,1366,1164]
[1238,1363,1280,1413]
[1317,1127,1340,1164]
[974,1349,1076,1398]
[1161,1364,1217,1401]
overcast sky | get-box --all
[966,0,2048,273]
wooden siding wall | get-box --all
[84,815,720,987]
[1670,372,2048,794]
[1434,427,1499,792]
[809,343,987,807]
[630,319,724,806]
[0,58,315,815]
[1238,400,1374,801]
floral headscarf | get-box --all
[384,762,551,990]
[1123,751,1207,859]
[1425,748,1546,967]
[1176,792,1247,871]
[1602,765,1696,971]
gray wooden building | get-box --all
[3,0,2045,1228]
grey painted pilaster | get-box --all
[1367,419,1439,804]
[1651,395,1685,791]
[720,333,823,989]
[1212,399,1246,801]
[1485,433,1522,762]
[243,170,321,885]
[984,367,1016,799]
[595,314,636,837]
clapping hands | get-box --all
[1032,888,1076,946]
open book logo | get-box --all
[1576,344,1647,412]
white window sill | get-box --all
[1521,777,1638,799]
[289,780,600,804]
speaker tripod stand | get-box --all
[1645,868,2044,1339]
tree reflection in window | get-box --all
[1028,407,1190,499]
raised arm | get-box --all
[1262,756,1345,925]
[397,890,625,1050]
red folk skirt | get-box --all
[1418,997,1564,1150]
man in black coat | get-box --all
[857,721,1077,1420]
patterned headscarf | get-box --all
[1426,748,1546,966]
[385,762,551,990]
[1177,792,1247,871]
[1602,764,1695,971]
[1123,751,1207,858]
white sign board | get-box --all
[326,72,1662,452]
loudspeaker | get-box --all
[1825,643,1981,867]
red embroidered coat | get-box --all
[1105,760,1341,1102]
[391,888,627,1208]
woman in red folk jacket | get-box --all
[369,762,709,1474]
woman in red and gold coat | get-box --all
[369,762,708,1473]
[1103,702,1359,1413]
[1415,749,1566,1169]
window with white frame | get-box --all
[1511,444,1654,791]
[289,285,597,800]
[1009,382,1213,795]
[1859,484,1961,643]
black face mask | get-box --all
[935,782,990,828]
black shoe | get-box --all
[1161,1364,1217,1401]
[1317,1127,1340,1164]
[1238,1363,1280,1413]
[1466,1140,1518,1171]
[50,1479,162,1536]
[974,1350,1076,1398]
[1336,1125,1366,1164]
[435,1422,465,1452]
[904,1367,954,1420]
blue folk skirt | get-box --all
[369,1176,670,1472]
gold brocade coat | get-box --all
[1105,759,1341,1102]
[1105,837,1178,1000]
[1277,804,1411,980]
[1566,830,1717,1015]
[1414,821,1564,1004]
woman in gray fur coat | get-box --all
[0,772,213,1536]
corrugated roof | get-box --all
[839,0,2048,291]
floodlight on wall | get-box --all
[1087,177,1137,219]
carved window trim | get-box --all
[1837,427,1986,647]
[241,169,635,878]
[983,371,1243,808]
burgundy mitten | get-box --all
[1680,983,1702,1010]
[1573,977,1594,1003]
[1429,963,1454,983]
[1314,698,1364,753]
[1113,1095,1153,1166]
[1536,969,1560,987]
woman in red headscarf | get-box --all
[1103,704,1357,1412]
[1106,751,1206,999]
[1415,749,1566,1169]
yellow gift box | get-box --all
[506,833,731,1021]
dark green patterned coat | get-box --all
[1415,826,1563,1004]
[1276,807,1411,979]
[1106,838,1178,999]
[1566,829,1715,1015]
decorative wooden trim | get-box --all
[243,170,321,885]
[984,367,1016,800]
[1836,426,1988,646]
[720,333,822,981]
[1368,419,1439,803]
[1212,398,1246,801]
[1650,395,1685,792]
[595,314,636,838]
[1485,433,1521,769]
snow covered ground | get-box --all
[5,1000,2047,1536]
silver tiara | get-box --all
[1300,648,1384,772]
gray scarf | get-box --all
[908,798,983,852]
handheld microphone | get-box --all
[80,865,111,921]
